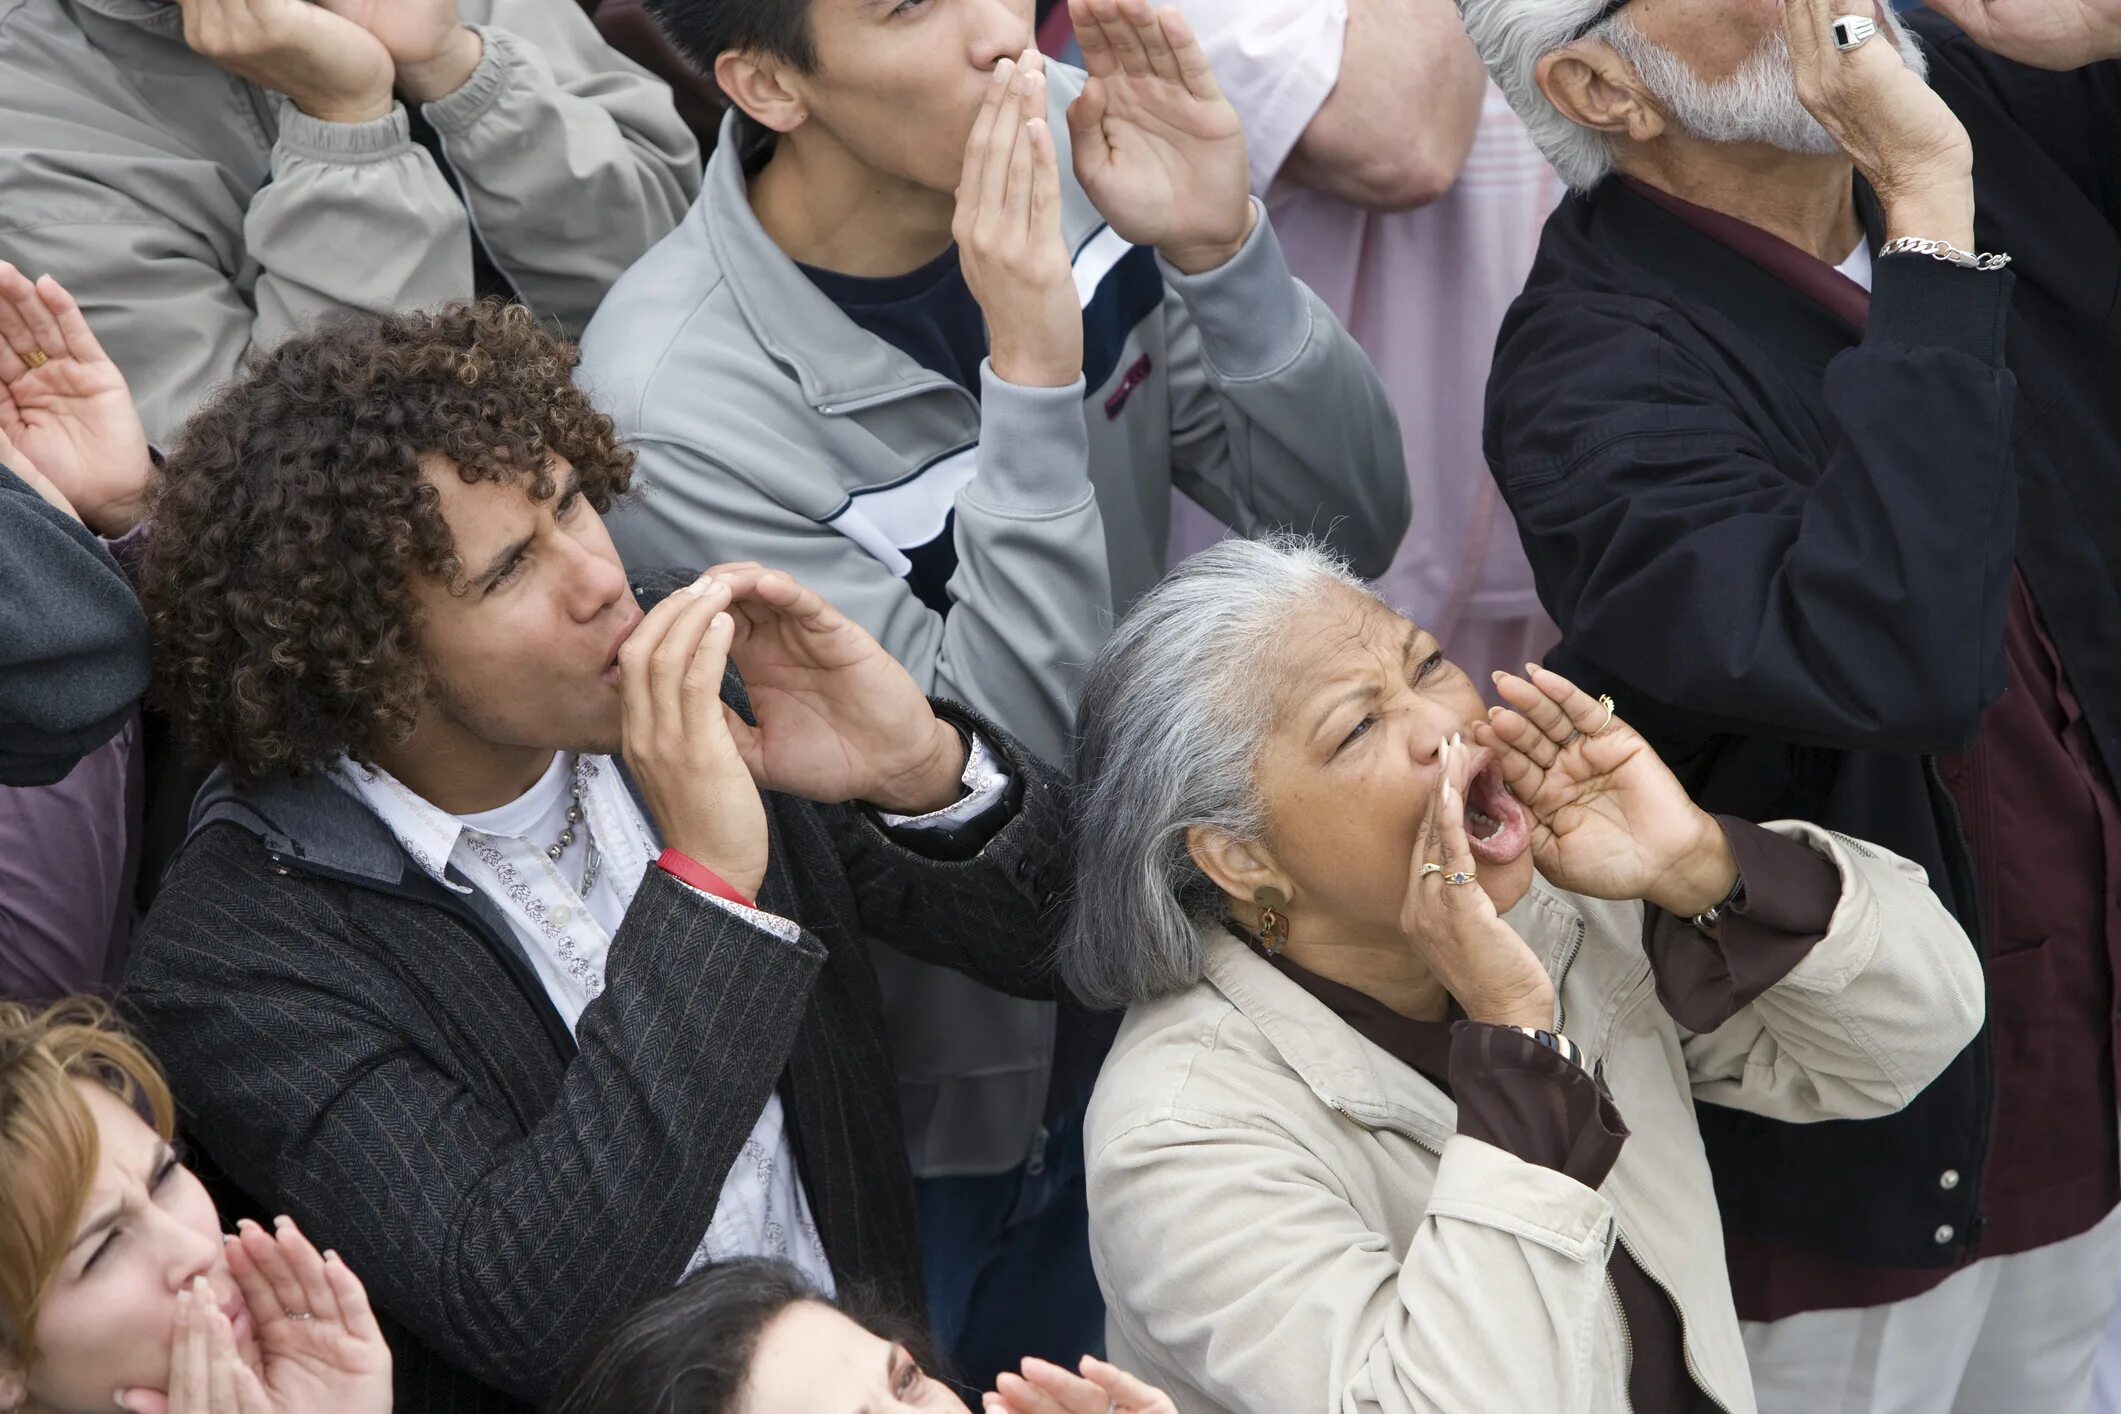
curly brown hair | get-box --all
[142,300,634,781]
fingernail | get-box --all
[273,1214,291,1230]
[1491,670,1507,682]
[114,1393,134,1411]
[1526,662,1541,676]
[994,57,1013,82]
[324,1250,340,1264]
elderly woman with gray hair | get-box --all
[1064,537,1983,1413]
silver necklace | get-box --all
[545,758,601,897]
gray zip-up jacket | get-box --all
[0,0,699,441]
[576,66,1409,1174]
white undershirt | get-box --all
[1837,239,1874,293]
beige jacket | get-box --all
[1084,823,1984,1413]
[0,0,699,441]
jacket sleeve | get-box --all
[418,12,700,337]
[818,705,1071,1000]
[1089,1116,1616,1413]
[125,832,833,1405]
[1160,199,1410,578]
[1490,257,2019,752]
[1679,821,1986,1122]
[611,368,1108,765]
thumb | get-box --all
[1066,77,1109,170]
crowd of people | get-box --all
[0,0,2115,1408]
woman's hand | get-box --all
[1066,0,1256,274]
[0,264,153,537]
[956,50,1083,389]
[704,564,967,817]
[1400,736,1556,1031]
[120,1279,269,1413]
[985,1354,1178,1414]
[619,577,772,901]
[225,1217,391,1414]
[1474,665,1737,919]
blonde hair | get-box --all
[0,999,175,1371]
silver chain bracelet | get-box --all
[1878,236,2012,271]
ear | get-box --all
[1185,824,1288,915]
[1535,43,1669,148]
[714,48,810,136]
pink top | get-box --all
[1162,0,1566,646]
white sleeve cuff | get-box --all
[877,731,1011,831]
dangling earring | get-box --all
[1254,885,1289,956]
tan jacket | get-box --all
[0,0,699,441]
[1084,823,1984,1413]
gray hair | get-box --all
[1060,535,1374,1010]
[1461,0,1626,189]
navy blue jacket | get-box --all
[1485,12,2121,1268]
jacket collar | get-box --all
[697,111,956,413]
[1197,882,1589,1148]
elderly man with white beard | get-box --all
[1464,0,2121,1403]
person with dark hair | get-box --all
[122,301,1075,1414]
[0,265,154,1004]
[0,0,700,442]
[550,1259,1177,1414]
[574,0,1408,1379]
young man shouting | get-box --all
[117,301,1073,1413]
[576,2,1410,1368]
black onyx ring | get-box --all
[1832,14,1876,49]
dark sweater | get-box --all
[123,658,1071,1413]
[1484,10,2121,1273]
[0,462,148,785]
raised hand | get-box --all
[956,50,1083,389]
[1473,665,1736,918]
[986,1355,1180,1414]
[1921,0,2121,67]
[1398,736,1556,1031]
[316,0,483,102]
[1784,0,1974,244]
[1066,0,1255,274]
[619,576,772,900]
[176,0,394,124]
[223,1217,392,1414]
[703,564,967,816]
[126,1278,271,1414]
[0,264,152,537]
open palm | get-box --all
[1923,0,2121,67]
[1472,666,1716,905]
[1065,0,1251,263]
[0,264,151,535]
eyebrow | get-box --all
[1308,624,1424,745]
[66,1201,123,1255]
[471,472,582,591]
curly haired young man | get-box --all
[122,299,1076,1414]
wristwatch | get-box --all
[1503,1026,1586,1070]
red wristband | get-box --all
[655,848,755,910]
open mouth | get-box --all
[1461,753,1532,865]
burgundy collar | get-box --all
[1622,177,1871,336]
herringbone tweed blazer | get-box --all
[124,689,1070,1414]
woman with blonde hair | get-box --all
[0,999,391,1414]
[1066,537,1985,1412]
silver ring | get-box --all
[1443,871,1477,886]
[1832,14,1876,50]
[284,1311,313,1321]
[1418,862,1444,879]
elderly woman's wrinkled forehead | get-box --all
[1262,585,1415,722]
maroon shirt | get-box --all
[1248,818,1837,1411]
[1627,178,2121,1321]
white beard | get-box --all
[1608,11,1930,157]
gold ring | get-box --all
[1443,871,1477,886]
[21,348,47,369]
[1418,862,1444,879]
[1594,694,1617,735]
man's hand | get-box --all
[319,0,484,103]
[1924,0,2121,67]
[619,578,772,902]
[0,264,152,537]
[705,565,968,816]
[956,50,1084,389]
[1066,0,1257,275]
[177,0,395,124]
[1785,0,1976,245]
[1473,665,1738,919]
